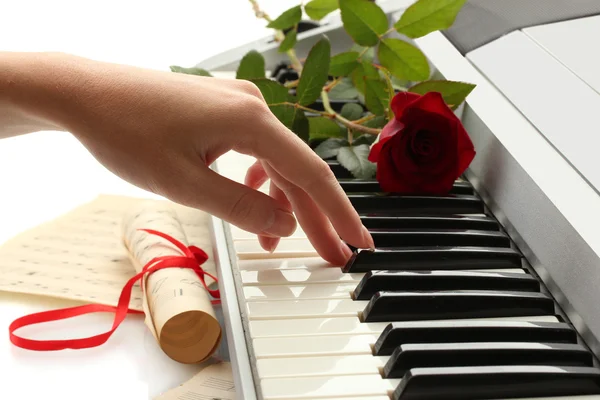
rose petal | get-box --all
[401,92,458,125]
[390,92,422,119]
[376,141,414,193]
[368,118,404,162]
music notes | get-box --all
[154,362,236,400]
[0,194,215,313]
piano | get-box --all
[197,1,600,398]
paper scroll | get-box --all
[122,201,222,364]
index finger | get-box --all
[239,114,374,250]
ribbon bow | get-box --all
[8,229,219,351]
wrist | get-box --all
[0,52,85,133]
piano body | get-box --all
[198,1,600,398]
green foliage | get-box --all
[296,37,331,106]
[170,66,212,76]
[328,78,360,100]
[378,38,430,81]
[337,144,377,179]
[329,51,360,77]
[251,78,308,141]
[395,0,467,38]
[279,28,297,52]
[340,103,364,121]
[236,50,265,80]
[169,0,475,176]
[308,117,345,141]
[408,80,475,109]
[267,5,302,30]
[339,0,388,46]
[305,0,339,20]
[314,138,348,159]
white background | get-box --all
[0,1,297,398]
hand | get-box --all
[2,53,374,265]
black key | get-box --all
[374,320,577,356]
[369,229,510,248]
[361,290,555,322]
[343,247,522,273]
[383,342,593,378]
[327,160,353,179]
[361,215,500,231]
[353,270,539,300]
[348,194,484,214]
[392,365,600,400]
[338,179,475,195]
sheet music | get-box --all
[122,201,222,364]
[154,362,235,400]
[0,194,216,312]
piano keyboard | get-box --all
[216,152,600,400]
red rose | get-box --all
[368,91,475,194]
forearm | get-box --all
[0,52,75,139]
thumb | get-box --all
[171,164,297,238]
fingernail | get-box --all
[263,209,297,237]
[340,241,353,260]
[361,225,375,250]
[262,237,280,253]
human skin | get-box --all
[0,52,374,265]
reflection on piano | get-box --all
[199,1,600,399]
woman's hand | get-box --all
[0,52,374,265]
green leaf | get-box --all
[329,51,360,77]
[308,117,344,140]
[362,115,387,128]
[408,80,476,109]
[236,50,266,80]
[267,5,302,30]
[292,109,310,142]
[340,0,389,46]
[350,44,375,61]
[279,28,297,53]
[337,144,377,179]
[251,78,308,141]
[340,103,364,120]
[305,0,338,20]
[314,138,349,159]
[170,66,212,76]
[352,61,389,116]
[394,0,467,38]
[328,78,360,99]
[353,134,378,146]
[378,38,430,81]
[251,78,288,104]
[296,37,331,105]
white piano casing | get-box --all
[199,6,600,399]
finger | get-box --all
[238,115,374,250]
[258,177,292,247]
[171,160,297,237]
[244,159,269,189]
[262,163,353,265]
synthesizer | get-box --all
[201,1,600,399]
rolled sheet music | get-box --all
[121,201,221,364]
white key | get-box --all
[247,298,366,320]
[257,354,387,379]
[237,256,335,271]
[243,283,357,301]
[248,315,559,338]
[309,398,390,400]
[235,238,317,259]
[231,225,306,240]
[253,333,378,358]
[260,374,399,399]
[240,267,362,286]
[249,317,387,338]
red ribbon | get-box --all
[8,228,220,351]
